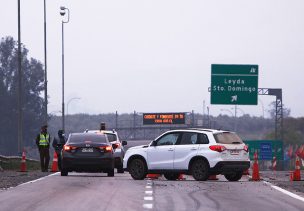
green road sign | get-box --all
[244,140,283,160]
[211,64,258,105]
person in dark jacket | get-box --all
[52,130,66,170]
[36,125,51,172]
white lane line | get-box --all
[263,181,304,203]
[143,204,153,209]
[18,172,59,187]
[145,186,152,189]
[145,190,153,195]
[144,196,153,201]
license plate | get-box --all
[230,149,240,155]
[82,148,93,152]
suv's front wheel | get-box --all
[224,171,243,181]
[191,159,209,181]
[128,158,147,180]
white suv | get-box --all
[123,129,250,181]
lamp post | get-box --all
[66,97,81,116]
[44,0,48,125]
[60,6,70,132]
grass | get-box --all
[0,157,41,171]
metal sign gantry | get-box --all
[258,88,283,140]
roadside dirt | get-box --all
[0,171,52,190]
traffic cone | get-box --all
[146,174,160,179]
[252,151,260,181]
[20,149,27,172]
[178,174,186,180]
[208,175,218,180]
[51,152,58,172]
[293,156,301,181]
[243,169,250,175]
[289,171,294,182]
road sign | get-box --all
[244,140,283,160]
[143,113,185,125]
[211,64,258,105]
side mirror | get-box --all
[122,141,127,146]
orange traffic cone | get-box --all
[293,156,301,181]
[178,174,186,180]
[20,149,27,172]
[208,175,218,180]
[146,174,160,179]
[252,151,260,181]
[51,152,58,172]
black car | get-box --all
[61,133,117,176]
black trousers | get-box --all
[39,147,50,171]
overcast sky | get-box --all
[1,0,304,118]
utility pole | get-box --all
[17,0,23,154]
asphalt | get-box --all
[0,172,304,211]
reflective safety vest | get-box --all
[39,133,50,146]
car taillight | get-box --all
[243,145,249,152]
[114,143,121,148]
[209,145,226,152]
[99,146,112,152]
[63,145,77,151]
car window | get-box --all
[213,132,243,144]
[198,133,209,144]
[179,132,198,145]
[156,133,179,146]
[106,133,117,142]
[68,134,108,143]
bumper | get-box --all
[62,157,114,172]
[210,161,250,174]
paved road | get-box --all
[0,172,304,211]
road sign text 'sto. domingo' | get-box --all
[211,64,259,105]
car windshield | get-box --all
[68,134,107,143]
[213,132,243,144]
[106,133,117,142]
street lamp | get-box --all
[60,6,70,132]
[67,97,81,116]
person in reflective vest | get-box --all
[36,125,51,172]
[52,130,66,170]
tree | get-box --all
[0,36,45,155]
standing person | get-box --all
[52,130,66,170]
[36,125,51,172]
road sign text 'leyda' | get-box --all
[211,64,259,105]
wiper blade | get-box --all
[232,141,241,144]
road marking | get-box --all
[145,190,153,195]
[263,181,304,203]
[18,172,59,187]
[144,196,153,201]
[143,204,153,209]
[143,179,154,209]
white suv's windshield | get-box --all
[213,132,243,144]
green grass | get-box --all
[0,157,41,171]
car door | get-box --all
[173,132,200,170]
[147,132,180,170]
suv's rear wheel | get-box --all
[164,173,180,181]
[224,171,243,181]
[191,159,209,181]
[128,158,147,180]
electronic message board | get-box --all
[143,113,185,125]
